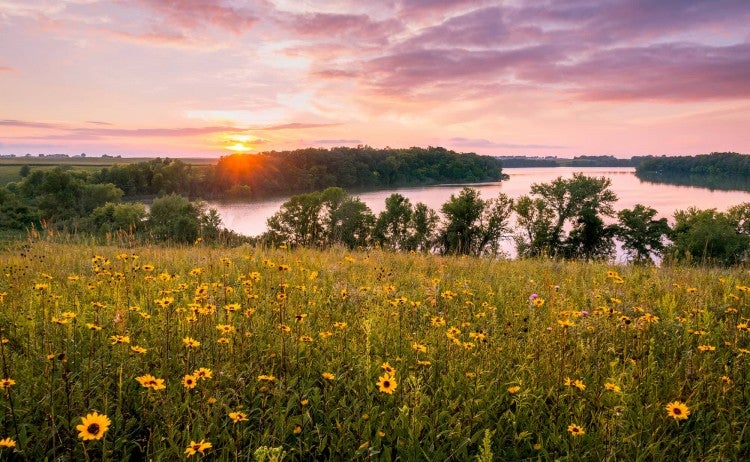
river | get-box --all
[209,167,750,241]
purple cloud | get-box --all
[521,43,750,101]
[342,0,750,102]
[281,12,401,43]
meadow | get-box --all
[0,237,748,460]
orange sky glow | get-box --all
[1,0,749,158]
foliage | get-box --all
[211,146,505,199]
[615,204,671,264]
[86,202,147,234]
[264,187,375,249]
[438,188,514,256]
[92,158,205,197]
[0,242,747,460]
[0,187,40,230]
[635,152,750,191]
[515,173,618,259]
[513,195,554,257]
[373,194,438,252]
[9,168,123,227]
[666,206,750,266]
[147,194,224,243]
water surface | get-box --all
[209,167,750,238]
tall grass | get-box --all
[0,239,747,460]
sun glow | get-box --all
[223,134,260,153]
[226,142,252,152]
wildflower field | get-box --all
[0,240,748,460]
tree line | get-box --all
[635,152,750,191]
[89,146,505,200]
[262,174,750,266]
[0,146,504,242]
[499,155,653,168]
[0,167,234,243]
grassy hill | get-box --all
[0,240,747,459]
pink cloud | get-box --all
[0,120,340,142]
[281,12,401,44]
[448,137,569,150]
[395,0,490,18]
[257,122,341,131]
[0,120,247,140]
[320,1,750,104]
[311,69,360,80]
[0,66,15,73]
[314,139,362,145]
[361,45,559,94]
[521,43,750,101]
[0,119,66,129]
[132,0,260,35]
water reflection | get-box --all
[209,167,750,239]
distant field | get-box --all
[0,157,216,185]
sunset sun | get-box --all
[223,135,259,153]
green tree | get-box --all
[565,207,617,260]
[147,194,201,243]
[373,194,414,250]
[0,187,39,230]
[513,195,554,257]
[326,197,375,249]
[265,190,328,247]
[524,174,618,258]
[373,194,439,252]
[264,187,373,249]
[199,206,224,241]
[615,204,671,264]
[667,207,750,266]
[87,202,147,234]
[409,203,439,252]
[438,188,513,256]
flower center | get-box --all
[87,423,100,435]
[673,408,682,415]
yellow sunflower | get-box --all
[604,383,622,393]
[0,438,16,448]
[381,362,396,375]
[184,439,212,457]
[182,374,198,389]
[194,368,212,380]
[135,374,166,390]
[567,423,585,437]
[665,401,690,420]
[76,411,111,441]
[229,411,248,423]
[377,374,398,394]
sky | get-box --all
[1,0,749,158]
